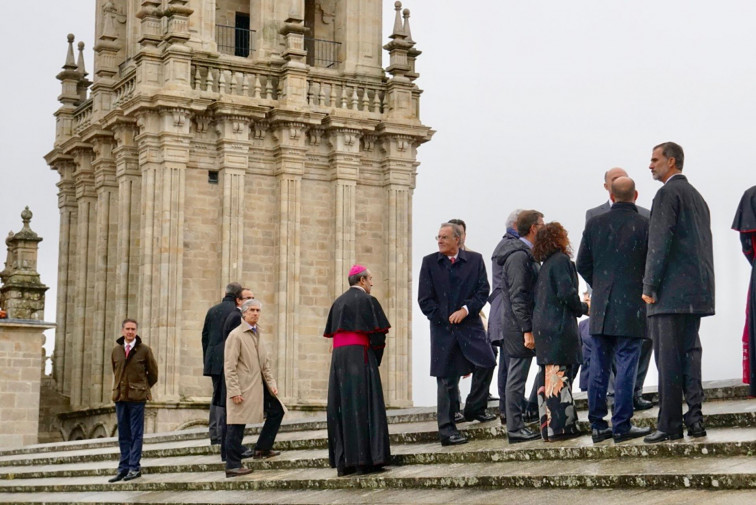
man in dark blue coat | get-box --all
[641,142,715,443]
[202,282,243,446]
[418,222,496,446]
[577,176,652,443]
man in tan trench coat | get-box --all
[223,299,287,477]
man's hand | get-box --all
[271,387,278,395]
[449,308,468,324]
[231,395,243,404]
[523,332,535,350]
[642,294,656,304]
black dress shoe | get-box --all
[253,449,281,459]
[453,412,466,424]
[465,412,497,423]
[108,470,128,483]
[613,425,651,443]
[643,430,683,443]
[547,429,582,442]
[633,396,654,411]
[225,467,254,478]
[591,427,612,443]
[440,433,468,446]
[522,408,539,424]
[507,427,541,444]
[122,470,141,481]
[687,421,707,438]
[337,466,356,477]
[499,414,506,425]
[356,465,388,475]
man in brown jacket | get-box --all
[108,318,158,483]
[223,299,287,477]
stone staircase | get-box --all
[1,379,755,505]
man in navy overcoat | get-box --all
[418,222,496,446]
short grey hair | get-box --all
[506,209,523,230]
[440,222,463,239]
[241,299,262,313]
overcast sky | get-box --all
[1,1,752,406]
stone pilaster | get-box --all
[71,148,97,408]
[113,123,141,328]
[272,120,307,403]
[162,0,194,91]
[137,108,191,402]
[52,160,77,395]
[327,127,362,297]
[214,114,250,287]
[90,136,119,405]
[380,134,416,408]
[278,14,308,106]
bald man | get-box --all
[585,168,653,411]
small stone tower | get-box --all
[45,0,432,440]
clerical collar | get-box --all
[519,237,533,249]
[350,285,366,292]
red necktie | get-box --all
[125,344,131,358]
[450,257,456,264]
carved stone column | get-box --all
[380,134,416,408]
[71,147,97,408]
[90,136,119,405]
[51,160,77,395]
[272,120,307,404]
[137,108,191,402]
[214,114,250,287]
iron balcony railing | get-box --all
[216,24,255,57]
[304,37,342,68]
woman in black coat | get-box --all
[533,222,589,441]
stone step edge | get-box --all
[2,438,755,480]
[1,380,748,458]
[3,411,756,467]
[1,469,755,492]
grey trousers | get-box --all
[505,356,533,433]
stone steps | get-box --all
[0,380,753,503]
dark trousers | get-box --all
[505,356,532,432]
[588,335,642,434]
[436,376,461,439]
[463,366,495,419]
[210,375,226,444]
[224,387,285,470]
[650,314,704,435]
[115,401,145,472]
[635,338,653,396]
[497,348,509,416]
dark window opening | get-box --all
[208,170,219,184]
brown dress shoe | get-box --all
[253,449,281,459]
[225,467,254,478]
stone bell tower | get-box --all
[45,0,432,440]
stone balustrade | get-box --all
[191,60,280,101]
[306,76,385,114]
[113,72,136,107]
[72,100,93,134]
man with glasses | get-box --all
[419,222,496,446]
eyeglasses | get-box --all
[435,235,454,241]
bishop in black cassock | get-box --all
[324,265,391,476]
[732,185,756,397]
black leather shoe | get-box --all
[356,465,388,475]
[614,425,651,443]
[337,466,356,477]
[508,427,541,444]
[643,430,683,443]
[253,449,281,459]
[499,414,506,425]
[108,470,128,483]
[465,412,497,423]
[687,421,707,438]
[225,467,253,478]
[440,433,468,446]
[523,407,539,424]
[122,470,141,481]
[591,427,612,443]
[633,395,653,411]
[453,412,466,424]
[241,448,255,459]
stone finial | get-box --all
[65,34,77,68]
[21,206,32,228]
[403,8,414,43]
[390,2,405,40]
[76,42,87,78]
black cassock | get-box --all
[732,185,756,397]
[324,287,391,472]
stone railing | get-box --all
[306,76,385,114]
[191,59,280,101]
[113,72,136,107]
[72,99,93,134]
